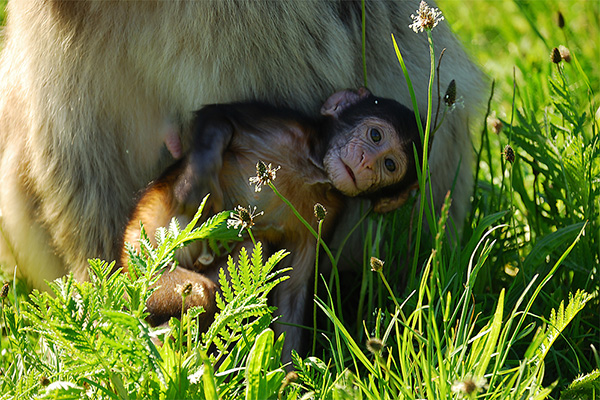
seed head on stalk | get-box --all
[409,1,444,33]
[249,160,280,192]
[227,205,264,237]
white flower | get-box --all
[409,1,444,33]
[451,376,488,398]
[227,205,264,237]
[249,160,280,192]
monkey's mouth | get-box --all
[344,163,357,187]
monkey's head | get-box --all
[321,88,423,213]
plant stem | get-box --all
[267,182,343,318]
[312,220,323,354]
[410,30,437,281]
[268,183,335,267]
[377,270,401,312]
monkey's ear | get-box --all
[320,87,371,118]
[372,182,418,213]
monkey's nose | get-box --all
[359,152,375,170]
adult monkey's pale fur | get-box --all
[0,2,483,291]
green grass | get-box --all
[1,0,599,399]
[440,0,599,388]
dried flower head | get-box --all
[444,79,456,107]
[451,376,488,398]
[487,115,503,135]
[183,282,193,296]
[39,375,50,387]
[280,371,299,392]
[174,281,205,298]
[504,262,519,277]
[370,257,384,272]
[227,205,264,237]
[0,282,8,299]
[249,160,280,192]
[284,371,298,384]
[409,1,444,33]
[551,47,562,64]
[314,203,327,222]
[503,144,515,164]
[366,337,384,354]
[558,45,571,63]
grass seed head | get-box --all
[0,282,8,299]
[503,144,515,164]
[249,160,280,192]
[370,257,384,272]
[409,1,444,33]
[444,79,457,107]
[451,376,488,398]
[314,203,327,222]
[488,116,503,135]
[559,45,571,62]
[366,337,384,354]
[39,375,50,387]
[551,47,562,64]
[557,11,565,29]
[182,282,193,297]
[280,371,299,392]
[227,205,264,236]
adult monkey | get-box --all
[0,1,484,290]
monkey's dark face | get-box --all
[323,117,409,197]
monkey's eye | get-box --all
[370,128,382,143]
[384,158,396,172]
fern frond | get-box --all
[200,242,288,358]
[238,245,252,290]
[229,247,247,294]
[560,369,600,400]
[250,241,263,282]
[527,289,593,364]
[168,216,182,236]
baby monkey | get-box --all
[122,87,422,353]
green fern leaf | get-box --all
[560,369,600,400]
[526,289,593,363]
